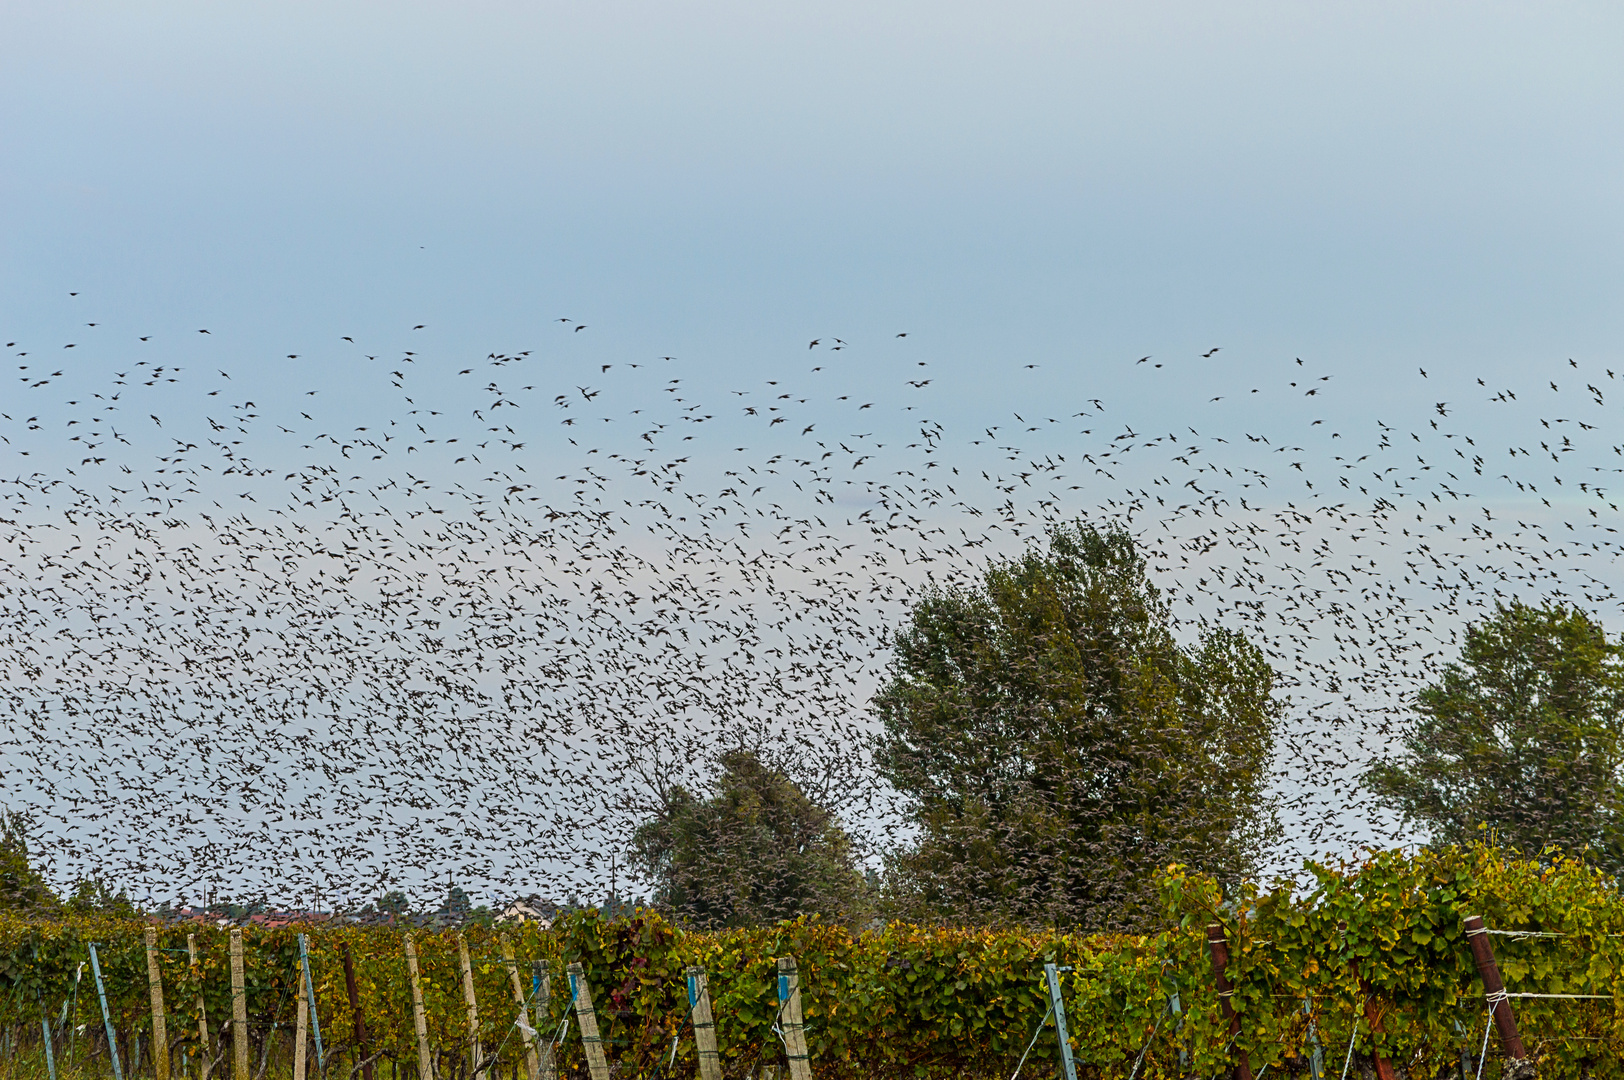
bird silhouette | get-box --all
[1,316,1616,934]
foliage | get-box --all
[873,520,1281,930]
[63,877,139,918]
[0,810,59,914]
[1366,600,1624,871]
[1,845,1622,1078]
[632,749,871,928]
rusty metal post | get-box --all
[1356,979,1398,1080]
[1208,922,1254,1080]
[1464,916,1535,1077]
[341,945,373,1080]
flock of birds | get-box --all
[1,300,1620,913]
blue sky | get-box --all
[6,1,1620,403]
[5,1,1624,902]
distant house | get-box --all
[497,895,560,926]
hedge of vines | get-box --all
[3,844,1624,1079]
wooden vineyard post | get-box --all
[293,991,309,1080]
[341,944,374,1080]
[1207,922,1254,1080]
[188,935,211,1080]
[685,966,722,1080]
[776,957,814,1080]
[565,962,611,1080]
[532,963,555,1080]
[457,934,485,1080]
[403,936,433,1080]
[499,938,541,1080]
[229,930,249,1080]
[1464,916,1537,1080]
[145,927,170,1080]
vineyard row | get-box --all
[2,846,1622,1079]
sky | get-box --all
[4,1,1624,906]
[5,1,1620,398]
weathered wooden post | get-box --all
[1207,922,1254,1080]
[229,930,249,1080]
[145,927,170,1080]
[403,936,433,1080]
[532,963,555,1080]
[293,991,309,1080]
[776,958,814,1080]
[1464,916,1537,1080]
[499,938,540,1080]
[456,934,485,1080]
[685,966,722,1080]
[341,944,373,1080]
[565,962,611,1080]
[188,935,211,1080]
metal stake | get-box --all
[298,934,327,1072]
[41,1009,59,1080]
[89,944,126,1080]
[1043,963,1078,1080]
[1305,998,1324,1080]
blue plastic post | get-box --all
[88,944,125,1080]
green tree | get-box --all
[1365,600,1624,869]
[0,810,60,913]
[631,749,870,928]
[872,521,1281,930]
[65,876,139,917]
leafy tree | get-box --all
[441,884,472,917]
[64,876,139,916]
[872,521,1281,930]
[377,890,410,914]
[1365,600,1624,869]
[0,810,60,913]
[631,749,870,927]
[4,810,141,916]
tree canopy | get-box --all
[872,521,1281,930]
[0,810,59,913]
[631,750,870,928]
[1365,600,1624,870]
